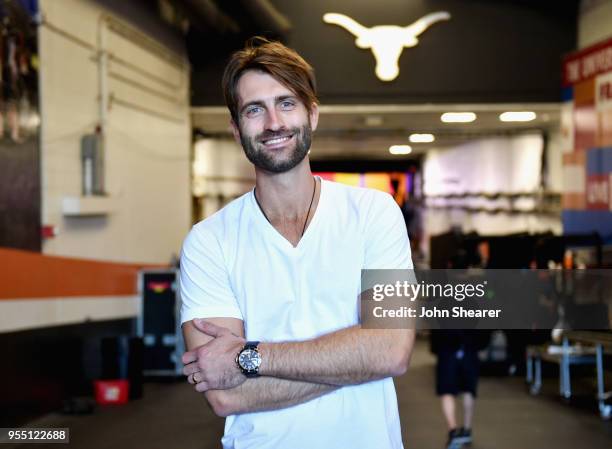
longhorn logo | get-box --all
[323,12,451,81]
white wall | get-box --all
[546,128,564,193]
[193,138,255,220]
[0,295,139,333]
[423,134,544,196]
[39,0,191,264]
[422,133,562,238]
[424,209,562,237]
[579,0,612,49]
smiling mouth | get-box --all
[261,134,294,146]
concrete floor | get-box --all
[5,339,611,449]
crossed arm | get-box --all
[183,318,338,417]
[182,317,414,417]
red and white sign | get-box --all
[596,72,612,111]
[563,37,612,86]
[586,174,610,209]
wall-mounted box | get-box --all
[62,196,116,216]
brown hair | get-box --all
[222,37,318,123]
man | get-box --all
[180,37,415,449]
[431,330,484,448]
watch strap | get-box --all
[245,341,260,350]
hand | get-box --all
[182,319,247,392]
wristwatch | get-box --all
[236,341,262,378]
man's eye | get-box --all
[280,101,295,110]
[245,107,262,116]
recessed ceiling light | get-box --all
[365,115,384,127]
[499,111,537,122]
[409,133,435,143]
[441,112,476,123]
[389,145,412,155]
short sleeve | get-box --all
[363,192,413,270]
[179,225,243,325]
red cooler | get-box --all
[94,380,130,405]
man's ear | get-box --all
[230,119,241,145]
[309,103,319,132]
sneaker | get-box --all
[445,428,462,449]
[454,427,472,445]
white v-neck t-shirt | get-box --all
[180,178,413,449]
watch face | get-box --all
[238,349,261,371]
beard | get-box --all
[239,124,312,173]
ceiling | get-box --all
[182,1,568,162]
[191,102,561,160]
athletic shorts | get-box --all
[436,349,479,397]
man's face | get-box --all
[231,70,319,173]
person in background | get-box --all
[431,330,489,449]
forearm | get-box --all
[258,326,414,385]
[206,377,338,417]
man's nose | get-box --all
[264,108,283,131]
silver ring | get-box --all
[192,372,198,384]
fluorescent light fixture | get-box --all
[389,145,412,155]
[441,112,476,123]
[409,133,435,143]
[499,111,537,122]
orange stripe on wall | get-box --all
[0,248,165,299]
[563,151,586,165]
[573,78,595,106]
[599,109,612,147]
[562,193,586,210]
